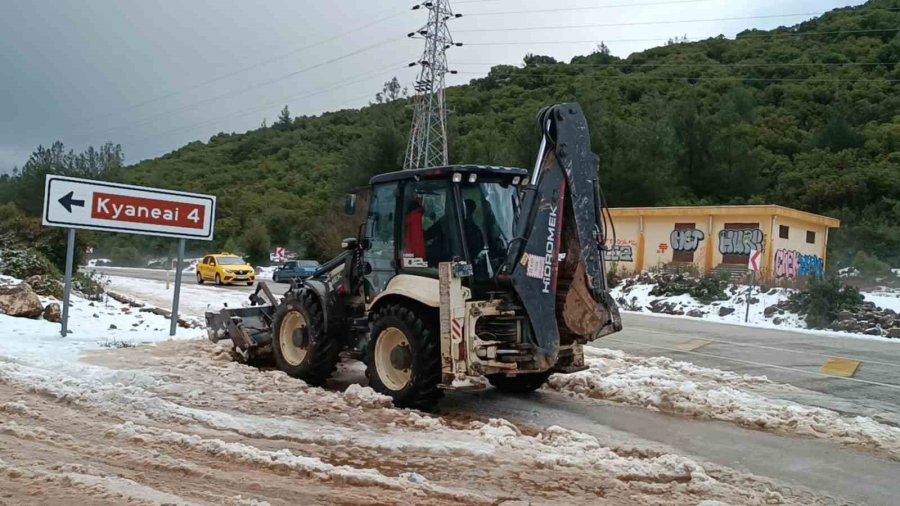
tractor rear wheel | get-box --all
[366,304,442,410]
[271,292,339,386]
[486,372,551,394]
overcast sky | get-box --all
[0,0,865,172]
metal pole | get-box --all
[170,238,185,336]
[61,228,76,337]
[744,270,755,323]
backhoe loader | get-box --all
[206,103,622,409]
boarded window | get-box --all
[806,231,816,244]
[779,225,789,239]
[671,223,699,263]
[719,223,763,265]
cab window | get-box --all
[400,179,462,272]
[365,182,399,294]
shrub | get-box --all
[786,276,863,329]
[0,247,60,279]
[74,271,107,301]
[649,272,728,303]
[851,251,893,280]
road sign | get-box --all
[748,249,762,271]
[43,175,216,240]
[276,246,286,259]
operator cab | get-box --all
[361,165,527,296]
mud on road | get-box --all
[0,339,836,505]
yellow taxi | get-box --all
[196,253,256,286]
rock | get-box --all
[718,307,736,317]
[845,321,863,332]
[863,312,878,323]
[879,315,894,327]
[108,324,117,330]
[0,282,43,318]
[889,328,900,339]
[773,317,783,325]
[862,301,877,312]
[749,297,760,305]
[42,303,61,323]
[24,275,63,298]
[893,319,900,329]
[687,309,704,318]
[763,305,778,318]
[864,326,883,336]
[837,310,853,320]
[767,288,778,295]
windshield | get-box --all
[218,257,247,266]
[297,260,319,268]
[459,181,519,281]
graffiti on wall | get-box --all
[774,249,824,278]
[718,228,764,256]
[670,229,705,252]
[604,245,634,262]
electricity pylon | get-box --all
[404,1,461,170]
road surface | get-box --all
[604,313,900,424]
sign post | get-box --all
[745,249,762,323]
[60,228,76,337]
[43,175,215,337]
[170,238,186,336]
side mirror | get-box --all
[341,237,358,251]
[345,194,357,215]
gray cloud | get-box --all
[0,0,864,174]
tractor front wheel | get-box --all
[271,292,339,386]
[366,304,442,410]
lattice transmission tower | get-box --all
[404,1,462,170]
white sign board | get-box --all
[748,249,762,271]
[43,175,216,240]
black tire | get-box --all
[196,272,204,284]
[215,273,223,285]
[366,304,442,410]
[487,372,551,394]
[271,292,339,386]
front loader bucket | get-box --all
[205,305,276,364]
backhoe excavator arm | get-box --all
[502,103,622,369]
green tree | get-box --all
[241,221,271,266]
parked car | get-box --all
[196,253,256,286]
[272,260,320,283]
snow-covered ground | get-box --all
[0,274,843,504]
[104,275,254,323]
[0,275,203,357]
[548,348,900,460]
[612,278,900,339]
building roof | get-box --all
[609,205,840,228]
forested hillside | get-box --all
[2,0,898,269]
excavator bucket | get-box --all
[504,103,622,368]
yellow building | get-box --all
[606,205,841,281]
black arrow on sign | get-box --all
[58,191,85,213]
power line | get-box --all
[128,63,409,146]
[455,13,879,31]
[455,71,900,83]
[464,0,711,15]
[460,28,898,47]
[76,36,405,140]
[69,8,412,129]
[455,61,890,68]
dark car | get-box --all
[272,260,320,283]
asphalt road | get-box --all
[85,266,266,294]
[603,313,900,423]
